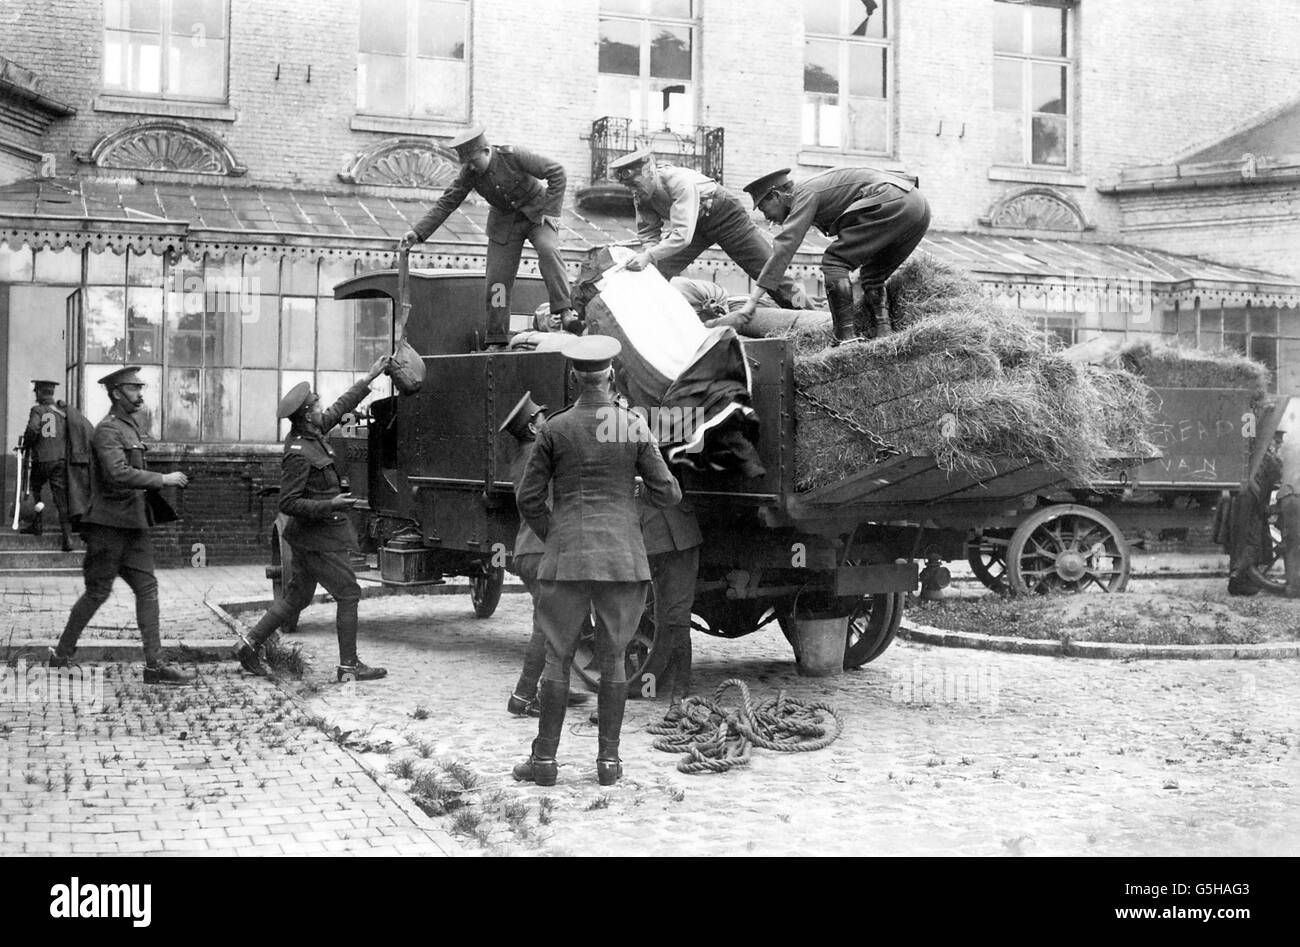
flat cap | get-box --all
[31,379,60,388]
[498,390,548,441]
[743,168,793,204]
[99,366,145,388]
[277,381,312,420]
[566,335,621,372]
[609,147,653,178]
[448,126,489,157]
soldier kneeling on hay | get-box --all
[718,167,931,346]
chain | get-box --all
[796,388,903,463]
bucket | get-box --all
[792,611,846,677]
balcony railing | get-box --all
[589,117,725,186]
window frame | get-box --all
[102,0,231,103]
[597,0,700,132]
[801,0,895,157]
[992,0,1075,170]
[355,0,472,122]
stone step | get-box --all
[0,531,82,552]
[0,548,83,573]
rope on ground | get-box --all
[646,678,843,776]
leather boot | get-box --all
[513,679,566,785]
[857,284,892,338]
[825,277,861,346]
[21,509,42,536]
[334,600,386,681]
[596,678,627,786]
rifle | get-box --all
[10,443,31,531]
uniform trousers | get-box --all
[57,524,160,663]
[822,187,931,288]
[30,460,72,535]
[536,580,648,685]
[654,191,804,309]
[486,216,573,340]
[1279,493,1300,597]
[250,544,362,663]
[512,553,548,696]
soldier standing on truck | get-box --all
[724,166,931,345]
[235,356,392,682]
[512,336,682,787]
[609,148,808,311]
[20,379,75,550]
[398,127,579,348]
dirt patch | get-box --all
[912,578,1300,646]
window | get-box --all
[78,251,392,443]
[103,0,229,100]
[993,0,1072,167]
[357,0,469,120]
[802,0,892,154]
[598,0,696,131]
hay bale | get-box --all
[885,252,983,330]
[1107,338,1271,399]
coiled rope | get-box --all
[646,679,844,775]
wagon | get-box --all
[297,266,1093,690]
[965,386,1283,595]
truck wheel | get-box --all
[777,592,903,669]
[1006,505,1130,595]
[266,520,299,633]
[570,585,673,698]
[470,564,504,618]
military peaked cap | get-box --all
[743,168,793,205]
[566,335,621,372]
[99,366,145,388]
[449,126,489,158]
[498,390,548,441]
[277,381,313,419]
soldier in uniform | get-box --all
[235,356,391,682]
[398,127,578,347]
[500,391,589,716]
[728,166,931,345]
[1274,424,1300,597]
[20,379,74,550]
[513,336,682,786]
[49,367,194,685]
[642,497,702,718]
[609,148,807,311]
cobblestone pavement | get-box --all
[0,662,459,856]
[3,561,1296,857]
[250,589,1300,857]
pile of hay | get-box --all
[783,253,1159,490]
[1100,338,1271,401]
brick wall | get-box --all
[3,0,1296,233]
[145,449,281,567]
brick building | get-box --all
[2,0,1299,564]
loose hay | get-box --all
[786,253,1159,490]
[1103,338,1271,400]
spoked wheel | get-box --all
[845,592,905,667]
[469,563,504,617]
[1247,494,1287,594]
[776,591,905,669]
[571,583,673,696]
[966,529,1012,593]
[1006,504,1130,595]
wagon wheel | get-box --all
[1006,504,1130,595]
[469,563,504,617]
[1246,494,1287,595]
[776,592,905,669]
[966,529,1012,593]
[570,582,673,697]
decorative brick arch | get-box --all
[338,138,460,188]
[981,187,1090,232]
[87,120,246,176]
